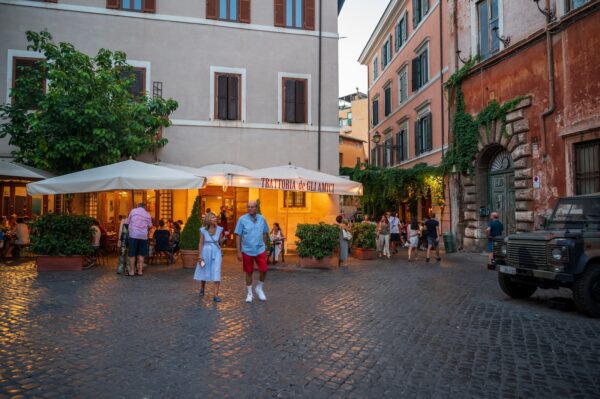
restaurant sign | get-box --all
[261,178,335,194]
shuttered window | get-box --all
[284,191,306,208]
[411,47,428,91]
[215,73,240,121]
[396,128,408,163]
[567,0,591,12]
[12,57,45,109]
[275,0,314,30]
[478,0,500,60]
[373,57,379,80]
[395,13,408,51]
[283,78,307,124]
[206,0,250,23]
[398,66,408,103]
[107,0,156,12]
[84,193,99,219]
[381,35,392,70]
[575,140,600,195]
[412,0,429,28]
[372,98,379,126]
[415,112,432,155]
[384,85,392,117]
[120,67,146,99]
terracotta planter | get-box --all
[299,255,338,270]
[180,249,198,269]
[36,255,84,272]
[351,247,376,260]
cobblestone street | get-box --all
[1,251,600,398]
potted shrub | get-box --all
[295,222,340,269]
[350,222,377,260]
[179,196,202,268]
[31,214,94,271]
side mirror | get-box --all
[538,216,548,230]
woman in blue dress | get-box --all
[194,214,227,302]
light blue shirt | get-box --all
[234,213,269,256]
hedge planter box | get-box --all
[36,256,84,272]
[299,255,338,270]
[180,249,198,269]
[351,248,376,260]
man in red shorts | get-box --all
[235,201,270,303]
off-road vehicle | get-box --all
[489,195,600,317]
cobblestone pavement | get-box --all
[1,251,600,399]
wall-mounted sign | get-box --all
[533,175,541,189]
[261,178,335,194]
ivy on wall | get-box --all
[343,57,526,216]
[441,57,525,175]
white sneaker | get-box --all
[255,285,267,301]
[245,292,253,303]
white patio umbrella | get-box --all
[26,159,206,195]
[0,159,54,181]
[158,162,250,187]
[233,164,363,196]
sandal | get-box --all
[213,296,222,302]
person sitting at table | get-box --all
[153,220,173,263]
[171,221,181,256]
[12,217,30,258]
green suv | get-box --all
[489,195,600,317]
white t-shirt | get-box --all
[91,225,101,247]
[388,216,400,234]
[15,223,30,245]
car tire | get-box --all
[498,273,538,299]
[572,263,600,318]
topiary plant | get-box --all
[180,196,203,250]
[350,222,376,249]
[295,223,340,260]
[31,214,94,256]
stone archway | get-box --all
[460,96,533,251]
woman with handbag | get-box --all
[336,215,350,266]
[269,223,285,264]
[194,214,226,302]
[376,215,391,258]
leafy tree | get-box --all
[180,196,203,251]
[0,30,178,174]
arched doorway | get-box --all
[488,149,516,234]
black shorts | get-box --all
[390,233,401,242]
[128,238,149,257]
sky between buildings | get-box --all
[338,0,390,97]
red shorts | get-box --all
[242,252,268,273]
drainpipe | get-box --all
[439,0,445,233]
[317,0,323,170]
[539,0,555,158]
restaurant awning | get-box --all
[0,159,54,181]
[26,160,206,195]
[234,164,363,196]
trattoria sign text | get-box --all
[261,178,335,194]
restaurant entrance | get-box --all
[198,186,248,247]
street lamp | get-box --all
[372,131,381,144]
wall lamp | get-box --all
[492,26,511,47]
[533,0,555,22]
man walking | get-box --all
[486,212,504,265]
[424,213,442,263]
[235,201,269,303]
[127,203,152,276]
[387,211,400,255]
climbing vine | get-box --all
[441,56,524,175]
[341,163,444,217]
[342,56,527,216]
